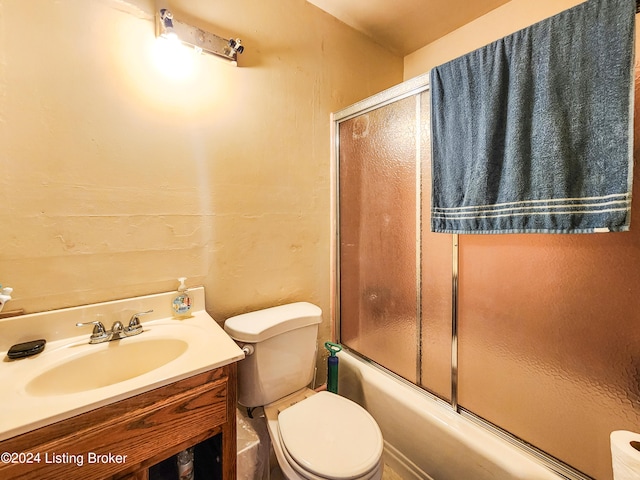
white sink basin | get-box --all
[26,337,189,396]
[0,287,244,441]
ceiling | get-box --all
[306,0,511,56]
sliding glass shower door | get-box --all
[336,76,453,399]
[338,95,419,382]
[333,71,640,480]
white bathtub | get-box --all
[336,351,566,480]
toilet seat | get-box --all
[280,443,382,480]
[277,391,383,480]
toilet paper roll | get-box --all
[611,430,640,480]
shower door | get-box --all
[334,70,640,480]
[334,75,453,399]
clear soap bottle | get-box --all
[172,277,192,319]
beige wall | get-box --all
[0,0,402,378]
[404,0,585,79]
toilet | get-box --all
[224,302,384,480]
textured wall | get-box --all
[15,1,640,476]
[403,0,585,79]
[0,0,402,381]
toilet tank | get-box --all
[224,302,322,408]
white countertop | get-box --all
[0,287,244,441]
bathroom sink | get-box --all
[0,286,245,442]
[25,338,189,396]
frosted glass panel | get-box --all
[420,91,453,400]
[457,70,640,480]
[338,96,418,382]
[458,231,640,479]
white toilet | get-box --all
[224,302,384,480]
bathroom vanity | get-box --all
[0,288,244,480]
[0,365,237,480]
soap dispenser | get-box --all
[172,277,192,319]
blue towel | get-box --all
[430,0,635,234]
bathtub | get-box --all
[336,350,566,480]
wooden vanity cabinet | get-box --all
[0,363,237,480]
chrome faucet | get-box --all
[76,310,153,344]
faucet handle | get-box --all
[76,320,108,341]
[127,309,153,331]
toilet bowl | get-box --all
[265,389,383,480]
[224,303,384,480]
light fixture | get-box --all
[158,8,177,40]
[155,3,245,66]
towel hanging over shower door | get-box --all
[430,0,636,234]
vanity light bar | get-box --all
[155,9,245,66]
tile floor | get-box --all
[382,463,403,480]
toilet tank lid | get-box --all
[224,302,322,343]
